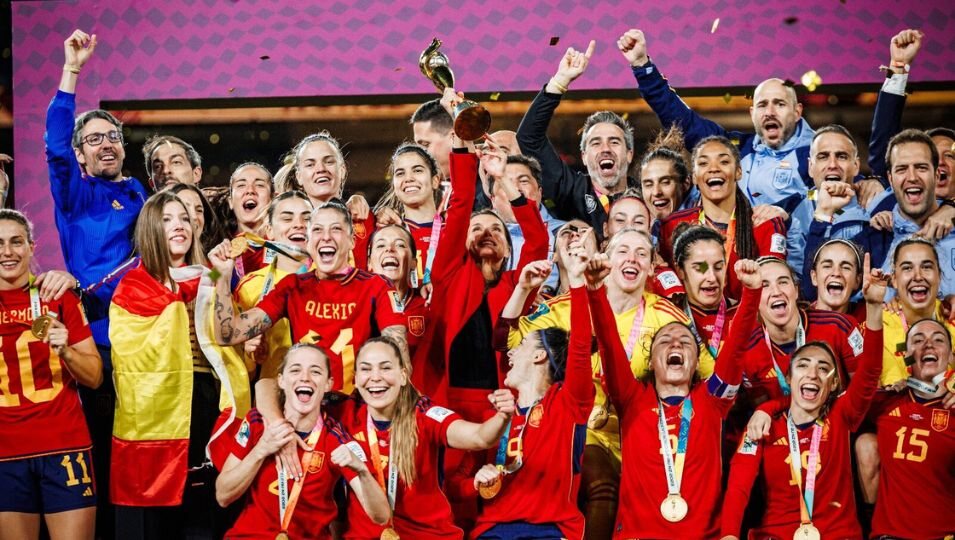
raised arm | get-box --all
[208,240,273,345]
[869,29,922,178]
[215,419,294,507]
[621,29,731,150]
[446,389,515,451]
[563,246,597,417]
[719,437,763,540]
[710,260,762,393]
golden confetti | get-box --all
[490,92,501,101]
[621,112,630,121]
[723,92,732,104]
[801,70,822,92]
[711,18,720,33]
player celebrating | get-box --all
[658,136,788,301]
[0,210,102,540]
[588,253,762,538]
[721,254,887,539]
[367,224,428,356]
[806,238,866,325]
[209,200,408,395]
[216,344,391,539]
[471,247,595,540]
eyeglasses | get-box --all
[81,130,123,147]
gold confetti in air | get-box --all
[711,18,720,33]
[801,70,822,92]
[621,112,630,121]
[549,36,560,46]
[723,92,732,104]
[490,92,501,101]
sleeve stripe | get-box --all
[707,373,739,399]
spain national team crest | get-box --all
[307,451,326,474]
[408,315,425,337]
[528,404,544,427]
[354,221,367,239]
[931,409,950,432]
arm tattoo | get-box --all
[382,325,410,363]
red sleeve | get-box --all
[418,398,463,446]
[720,436,763,538]
[350,215,375,271]
[658,217,676,266]
[754,216,787,259]
[492,315,518,352]
[59,291,92,345]
[227,411,265,462]
[373,278,408,330]
[431,151,476,279]
[757,396,791,417]
[563,286,596,422]
[587,286,641,409]
[325,419,360,483]
[511,197,549,273]
[708,286,761,397]
[255,273,295,323]
[836,326,884,430]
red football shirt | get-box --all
[659,207,787,301]
[337,397,464,540]
[223,409,359,540]
[721,328,883,539]
[870,390,955,538]
[689,301,739,355]
[404,218,433,282]
[0,288,93,460]
[257,268,406,394]
[472,286,595,540]
[589,285,761,539]
[350,215,375,271]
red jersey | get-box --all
[688,301,739,355]
[223,409,359,540]
[405,218,433,282]
[337,396,464,540]
[0,288,93,460]
[659,207,787,301]
[809,300,866,327]
[350,214,375,271]
[721,328,883,539]
[739,309,864,405]
[647,264,685,299]
[401,291,427,358]
[590,284,761,539]
[870,390,955,539]
[472,287,595,540]
[257,268,407,394]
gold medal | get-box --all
[794,523,820,540]
[660,493,688,522]
[380,527,400,540]
[588,405,609,430]
[230,236,250,259]
[31,315,54,340]
[275,532,289,540]
[478,475,502,499]
[946,373,955,394]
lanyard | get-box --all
[258,260,279,303]
[657,397,692,496]
[905,372,947,397]
[366,412,399,512]
[786,416,823,525]
[623,298,647,359]
[699,208,736,259]
[422,188,453,286]
[276,422,324,532]
[28,276,42,321]
[686,298,726,358]
[493,398,541,474]
[762,316,805,396]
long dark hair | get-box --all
[691,135,757,260]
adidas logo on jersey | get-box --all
[889,407,901,417]
[773,437,787,446]
[83,487,93,497]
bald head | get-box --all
[750,78,803,149]
[489,130,520,156]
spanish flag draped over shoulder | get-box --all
[109,261,250,506]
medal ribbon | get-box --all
[489,398,541,474]
[657,397,692,496]
[28,276,42,321]
[422,188,452,286]
[762,316,806,396]
[685,298,727,358]
[786,416,823,524]
[905,372,947,396]
[277,422,324,532]
[493,417,512,473]
[699,209,736,259]
[623,298,646,359]
[366,411,399,533]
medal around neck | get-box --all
[418,38,491,141]
[587,405,609,430]
[380,527,400,540]
[31,315,54,340]
[660,493,688,522]
[794,523,820,540]
[230,236,250,259]
[274,532,289,540]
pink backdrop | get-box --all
[12,0,955,269]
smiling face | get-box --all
[150,142,200,188]
[554,220,598,268]
[931,134,954,199]
[279,346,333,417]
[163,200,193,267]
[607,230,653,294]
[174,189,206,237]
[759,260,799,329]
[810,242,861,312]
[308,207,354,276]
[693,140,741,206]
[677,239,726,309]
[641,158,685,220]
[392,151,439,210]
[650,323,699,387]
[788,344,839,416]
[75,118,125,180]
[809,131,860,188]
[606,197,651,237]
[504,332,547,389]
[230,164,273,230]
[889,141,939,223]
[907,320,953,383]
[750,79,802,149]
[269,196,311,251]
[0,220,33,286]
[893,242,940,314]
[296,140,346,203]
[368,226,414,287]
[355,341,409,416]
[467,213,509,265]
[582,122,634,193]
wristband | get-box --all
[63,65,81,74]
[548,78,569,94]
[813,212,834,224]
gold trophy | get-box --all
[419,38,491,141]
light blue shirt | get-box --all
[740,119,815,207]
[882,205,955,300]
[507,204,565,290]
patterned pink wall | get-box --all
[12,0,955,269]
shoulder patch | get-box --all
[770,233,787,255]
[738,436,759,455]
[235,419,251,448]
[345,440,368,462]
[584,194,597,214]
[425,405,455,423]
[847,328,864,357]
[527,302,551,321]
[657,270,681,290]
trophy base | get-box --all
[453,101,492,141]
